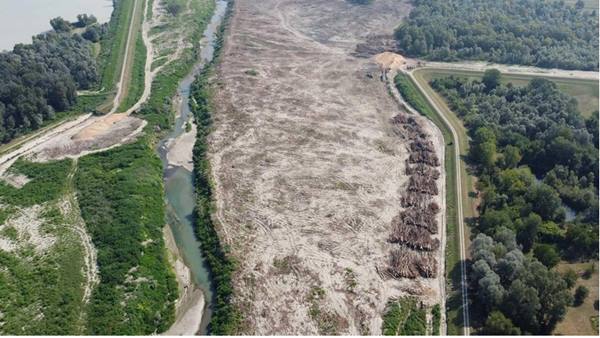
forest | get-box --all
[395,0,599,70]
[0,16,103,143]
[430,70,598,333]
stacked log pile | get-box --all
[386,113,441,279]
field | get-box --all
[206,0,452,334]
[554,261,599,335]
[415,68,599,117]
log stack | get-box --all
[386,112,441,279]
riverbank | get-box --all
[163,225,205,335]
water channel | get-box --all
[158,0,227,333]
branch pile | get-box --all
[386,112,441,279]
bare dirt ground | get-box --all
[208,0,445,334]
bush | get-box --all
[574,286,589,306]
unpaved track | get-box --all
[209,0,446,334]
[417,60,599,81]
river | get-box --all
[158,0,227,334]
[0,0,113,51]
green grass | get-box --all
[98,0,137,92]
[394,73,464,335]
[0,159,87,335]
[117,27,147,112]
[416,68,599,117]
[75,139,177,334]
[432,304,441,335]
[381,297,428,335]
[0,159,72,207]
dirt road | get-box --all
[208,0,445,334]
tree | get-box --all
[482,311,521,335]
[75,14,97,28]
[562,269,578,289]
[483,69,501,91]
[166,2,183,16]
[533,244,560,268]
[574,286,589,306]
[517,213,541,253]
[526,184,564,222]
[50,17,71,32]
[501,145,521,169]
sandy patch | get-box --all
[166,119,197,171]
[0,205,55,253]
[0,172,30,189]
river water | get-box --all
[158,0,227,334]
[0,0,113,51]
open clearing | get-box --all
[554,262,599,335]
[208,0,447,334]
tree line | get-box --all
[395,0,599,70]
[0,15,106,143]
[430,70,598,333]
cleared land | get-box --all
[208,0,446,334]
[554,261,599,336]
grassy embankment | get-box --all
[186,1,242,334]
[394,73,464,335]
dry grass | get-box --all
[554,261,599,335]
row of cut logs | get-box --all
[387,112,441,279]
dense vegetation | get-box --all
[395,0,599,70]
[431,71,599,259]
[75,140,177,334]
[0,22,101,142]
[188,1,242,334]
[381,298,428,335]
[429,70,599,333]
[471,231,572,334]
[0,159,88,335]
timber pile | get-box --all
[386,112,441,280]
[388,248,437,279]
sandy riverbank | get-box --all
[163,225,205,335]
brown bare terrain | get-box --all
[208,0,445,334]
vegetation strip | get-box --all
[187,1,242,334]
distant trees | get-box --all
[75,14,98,28]
[395,0,599,70]
[50,17,71,32]
[0,19,100,143]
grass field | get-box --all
[415,68,599,117]
[394,73,465,335]
[554,261,599,335]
